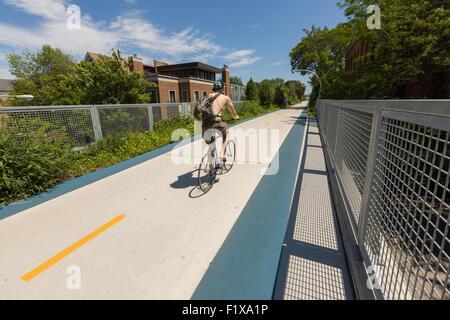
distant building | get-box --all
[85,50,246,103]
[0,79,13,95]
[345,40,448,98]
[345,41,373,73]
[0,79,13,106]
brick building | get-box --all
[144,62,230,103]
[345,41,372,73]
[345,40,448,98]
[85,51,245,103]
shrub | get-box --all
[0,128,72,205]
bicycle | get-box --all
[197,123,236,193]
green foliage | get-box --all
[285,80,306,102]
[0,127,72,204]
[245,78,259,102]
[290,0,450,102]
[274,86,287,105]
[7,45,156,106]
[69,58,155,105]
[258,80,276,107]
[229,76,244,86]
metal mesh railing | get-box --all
[334,108,373,225]
[316,99,450,300]
[0,103,193,147]
[0,101,246,148]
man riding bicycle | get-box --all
[202,80,239,163]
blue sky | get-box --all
[0,0,346,93]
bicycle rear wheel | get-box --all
[222,140,236,173]
[198,154,217,193]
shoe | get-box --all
[215,178,220,183]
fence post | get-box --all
[333,105,342,156]
[183,103,190,116]
[178,104,182,116]
[357,106,382,245]
[147,105,154,130]
[90,105,103,141]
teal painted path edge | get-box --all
[0,109,280,221]
[192,110,307,300]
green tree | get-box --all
[337,0,450,98]
[69,56,154,105]
[245,78,259,102]
[7,45,156,106]
[290,0,450,102]
[285,80,306,101]
[229,75,244,86]
[274,86,287,105]
[267,78,285,89]
[258,80,275,107]
[7,45,76,106]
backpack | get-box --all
[193,93,221,121]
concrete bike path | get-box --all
[0,105,306,299]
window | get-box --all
[203,91,207,98]
[182,90,188,102]
[194,91,200,102]
[169,90,176,103]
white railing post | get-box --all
[147,105,154,130]
[90,105,103,141]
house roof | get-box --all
[0,79,13,92]
[157,62,222,74]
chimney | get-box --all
[130,55,144,73]
[222,65,230,97]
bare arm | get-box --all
[225,96,239,120]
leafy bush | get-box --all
[0,128,72,205]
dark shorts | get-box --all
[202,121,228,145]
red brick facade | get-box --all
[345,41,372,72]
[85,51,243,104]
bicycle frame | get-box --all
[207,138,222,173]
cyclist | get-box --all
[202,80,239,164]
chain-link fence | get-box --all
[317,99,450,300]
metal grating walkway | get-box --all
[273,117,355,300]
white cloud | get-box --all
[0,0,236,65]
[124,0,137,4]
[251,24,261,29]
[271,62,283,66]
[4,0,66,20]
[224,49,261,68]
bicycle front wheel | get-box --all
[222,140,236,173]
[198,154,217,193]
